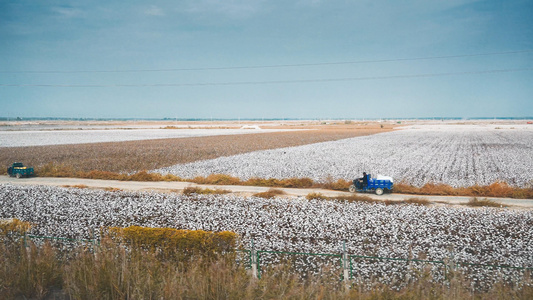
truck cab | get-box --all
[7,162,34,178]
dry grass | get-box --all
[403,198,431,206]
[0,126,388,174]
[2,239,532,299]
[322,176,352,190]
[26,166,533,199]
[467,197,505,208]
[306,193,432,206]
[252,188,287,199]
[61,184,89,189]
[395,181,533,199]
[244,176,315,188]
[306,192,375,203]
[182,186,232,195]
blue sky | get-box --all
[1,0,532,119]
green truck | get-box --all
[7,162,34,178]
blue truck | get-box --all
[7,162,34,178]
[349,173,393,195]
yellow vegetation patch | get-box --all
[0,218,32,236]
[108,226,237,255]
[182,186,231,195]
[395,181,533,199]
[253,188,287,199]
[62,184,89,189]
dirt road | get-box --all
[1,175,532,209]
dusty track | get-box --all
[2,176,532,209]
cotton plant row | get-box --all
[1,184,532,286]
[0,128,286,147]
[155,125,533,187]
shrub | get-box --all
[419,183,458,196]
[182,186,231,195]
[126,170,164,181]
[279,177,314,188]
[404,198,430,206]
[0,218,32,236]
[467,198,504,208]
[395,181,533,199]
[81,170,125,180]
[253,189,286,199]
[321,177,351,190]
[192,174,242,185]
[36,163,76,178]
[107,226,237,256]
[306,192,328,200]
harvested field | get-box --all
[0,125,389,174]
[159,124,533,188]
[0,128,298,147]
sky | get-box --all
[1,0,532,119]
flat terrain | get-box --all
[2,183,532,288]
[0,122,390,173]
[2,175,532,208]
[2,120,532,291]
[159,123,533,187]
[0,128,295,147]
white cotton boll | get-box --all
[154,125,533,188]
[1,183,532,287]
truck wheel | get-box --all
[15,173,21,179]
[349,185,356,193]
[375,188,384,195]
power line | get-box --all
[1,67,531,88]
[1,50,532,74]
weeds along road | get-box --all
[1,175,532,209]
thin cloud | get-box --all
[52,7,83,18]
[145,5,165,16]
[184,0,265,19]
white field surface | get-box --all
[1,184,531,286]
[156,124,533,188]
[0,128,290,147]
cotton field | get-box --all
[0,128,288,147]
[1,184,532,286]
[156,125,533,188]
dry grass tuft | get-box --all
[62,184,89,189]
[328,194,376,203]
[404,198,431,206]
[253,188,287,199]
[306,192,328,200]
[467,197,505,208]
[306,193,432,206]
[182,186,231,195]
[305,192,375,203]
[321,177,352,190]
